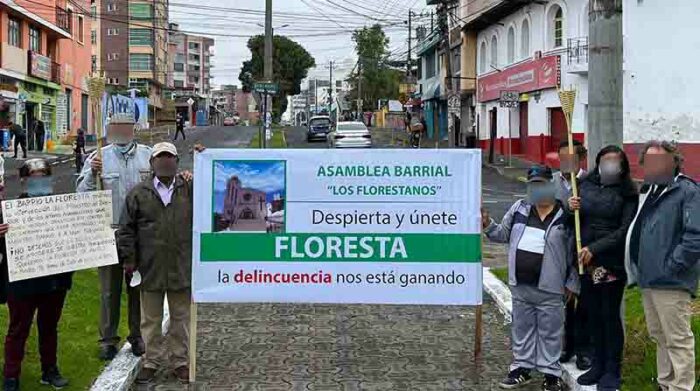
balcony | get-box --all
[27,51,61,84]
[56,7,72,34]
[566,36,588,74]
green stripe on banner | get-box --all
[200,233,482,263]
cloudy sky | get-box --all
[169,0,430,88]
[213,160,286,212]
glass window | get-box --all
[337,123,368,132]
[174,63,184,72]
[91,5,97,20]
[91,55,97,72]
[91,29,97,44]
[425,51,436,78]
[490,36,498,68]
[479,42,486,74]
[129,54,153,70]
[521,20,530,58]
[129,28,153,46]
[77,16,84,43]
[30,26,41,52]
[554,8,564,47]
[174,80,184,88]
[9,18,21,47]
[507,27,515,64]
[129,3,152,19]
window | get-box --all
[188,42,199,50]
[479,41,486,74]
[91,29,97,44]
[77,16,84,43]
[107,52,119,61]
[91,55,97,72]
[521,19,530,59]
[507,27,515,64]
[490,35,498,69]
[552,6,564,48]
[424,51,436,78]
[91,5,97,20]
[30,26,41,52]
[8,18,20,47]
[174,63,184,72]
[129,29,153,46]
[174,80,184,88]
[129,54,153,70]
[129,3,152,19]
[107,3,116,12]
[107,28,120,36]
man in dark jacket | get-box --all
[8,122,26,159]
[34,119,45,152]
[118,142,193,385]
[626,140,700,391]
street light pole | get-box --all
[263,0,273,148]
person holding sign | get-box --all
[482,165,578,391]
[117,142,194,385]
[566,146,637,390]
[0,159,71,391]
[77,122,151,360]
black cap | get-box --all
[527,165,553,183]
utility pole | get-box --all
[588,0,623,168]
[263,0,273,148]
[407,10,412,77]
[357,59,362,121]
[314,78,318,114]
[328,60,335,120]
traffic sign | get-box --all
[254,82,279,94]
[187,98,194,106]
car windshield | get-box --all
[337,124,367,132]
[310,118,330,126]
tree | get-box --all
[239,35,315,118]
[346,24,402,111]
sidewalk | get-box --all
[482,153,532,183]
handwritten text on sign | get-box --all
[1,191,119,282]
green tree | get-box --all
[239,35,315,117]
[346,24,402,111]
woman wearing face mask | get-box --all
[567,146,638,390]
[0,159,72,391]
[483,165,578,391]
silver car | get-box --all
[328,122,372,148]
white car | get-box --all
[328,122,371,148]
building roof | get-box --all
[1,0,71,38]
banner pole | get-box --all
[189,300,198,384]
[474,304,483,360]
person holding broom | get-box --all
[566,145,638,390]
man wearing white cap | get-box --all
[117,142,194,384]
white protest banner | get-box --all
[1,191,119,282]
[192,149,482,305]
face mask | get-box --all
[114,141,135,154]
[599,161,622,185]
[527,183,556,205]
[26,177,53,197]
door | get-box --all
[65,88,72,132]
[81,94,89,131]
[488,108,497,163]
[519,102,529,155]
[550,107,567,153]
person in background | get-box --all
[77,123,151,361]
[567,146,638,390]
[118,142,194,384]
[625,140,699,391]
[173,113,186,141]
[75,128,87,173]
[9,122,26,159]
[34,119,45,152]
[483,165,577,391]
[0,159,72,391]
[554,139,593,370]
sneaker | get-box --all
[499,368,533,389]
[40,367,69,389]
[174,366,189,384]
[136,367,157,384]
[577,366,603,385]
[542,375,564,391]
[98,345,118,361]
[3,379,19,391]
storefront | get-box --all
[18,80,59,141]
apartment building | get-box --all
[1,0,92,140]
[168,23,213,99]
[212,84,237,116]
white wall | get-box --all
[475,0,590,141]
[623,0,700,143]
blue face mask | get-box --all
[114,141,135,154]
[527,183,556,204]
[26,177,53,197]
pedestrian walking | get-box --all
[118,142,193,385]
[173,113,186,141]
[26,120,34,152]
[625,140,700,391]
[77,123,152,361]
[8,122,26,159]
[483,165,578,391]
[567,145,638,390]
[0,159,72,391]
[554,140,593,370]
[34,119,46,152]
[75,128,87,173]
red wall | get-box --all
[480,133,586,168]
[625,143,700,182]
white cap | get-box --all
[151,142,178,158]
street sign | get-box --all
[448,93,460,114]
[499,90,519,108]
[187,98,194,106]
[254,82,279,95]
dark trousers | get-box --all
[564,276,592,357]
[75,152,84,173]
[98,264,141,347]
[586,276,625,380]
[13,136,26,158]
[4,290,67,378]
[36,131,45,151]
[173,127,186,141]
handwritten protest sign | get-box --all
[1,191,119,282]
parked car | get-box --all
[328,122,371,148]
[223,117,236,126]
[306,116,332,142]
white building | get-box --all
[465,0,589,164]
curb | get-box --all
[90,302,170,391]
[482,267,595,391]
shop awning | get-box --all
[422,79,441,101]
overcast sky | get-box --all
[169,0,429,88]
